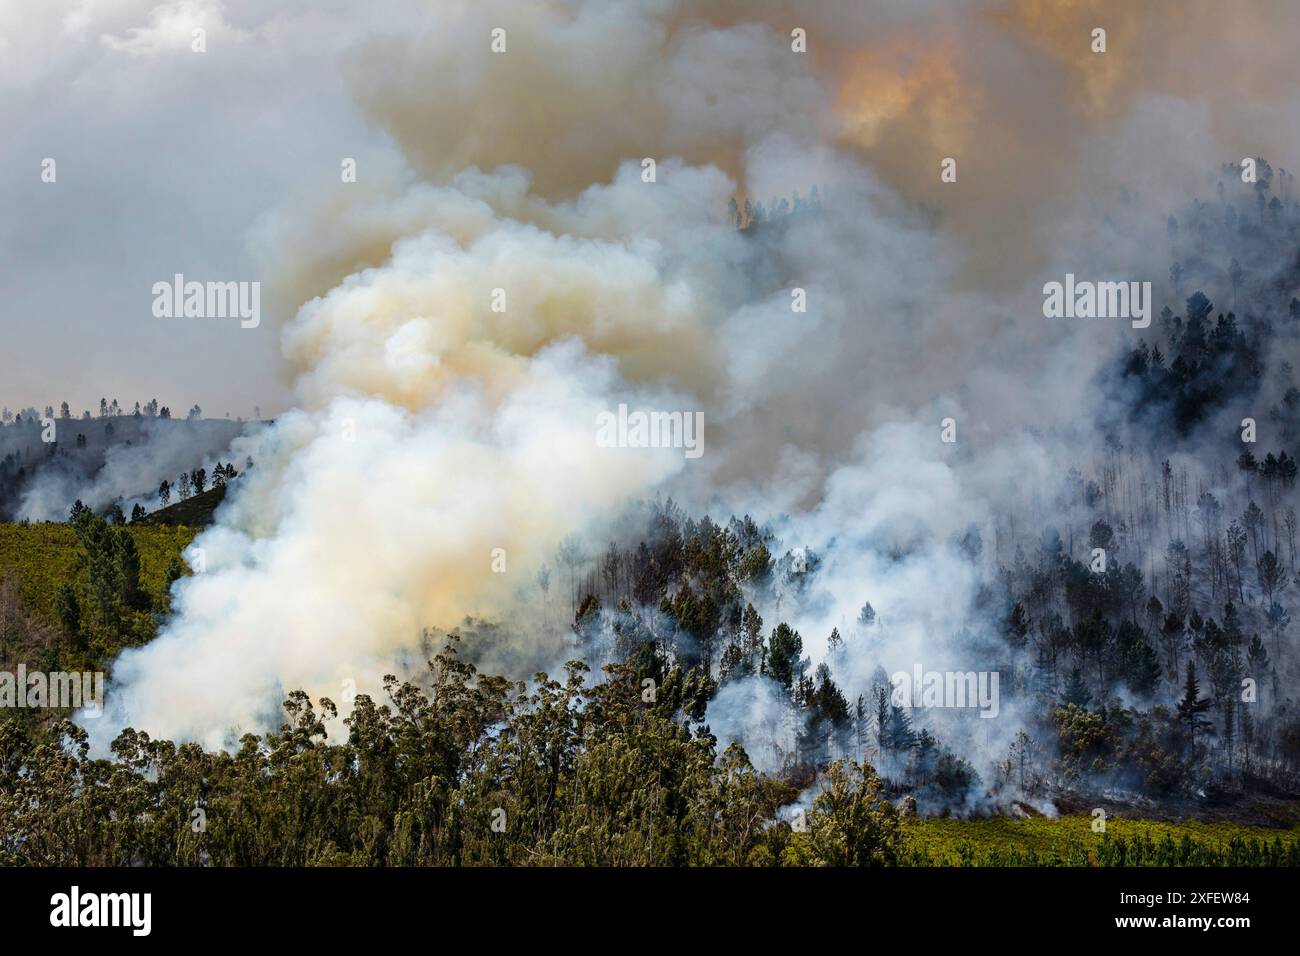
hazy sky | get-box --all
[30,0,1299,752]
[0,0,424,418]
[6,0,1300,423]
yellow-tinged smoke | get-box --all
[91,0,1300,748]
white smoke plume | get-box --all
[12,418,246,522]
[86,0,1300,766]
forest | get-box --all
[4,162,1300,867]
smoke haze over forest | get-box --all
[6,2,1300,870]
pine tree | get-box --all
[54,583,82,648]
[1061,667,1092,708]
[1265,601,1290,659]
[1033,641,1058,701]
[882,704,916,755]
[873,684,890,755]
[1257,550,1282,605]
[766,623,802,690]
[114,530,142,607]
[1240,704,1255,772]
[1006,602,1030,648]
[1176,661,1214,755]
[854,693,867,762]
[1126,637,1163,695]
[165,557,184,587]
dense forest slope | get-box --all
[5,166,1300,865]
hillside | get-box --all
[136,484,227,527]
[3,635,1298,865]
[902,816,1300,866]
[0,521,197,683]
[0,415,248,522]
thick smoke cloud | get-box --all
[86,0,1300,771]
[9,418,246,522]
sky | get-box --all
[6,0,1300,425]
[0,0,428,419]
